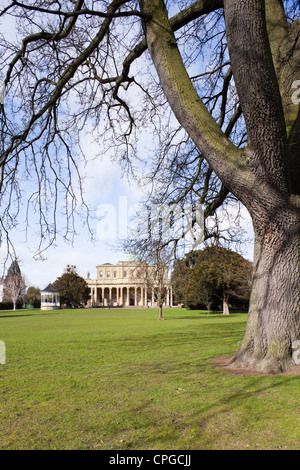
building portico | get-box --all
[86,256,173,308]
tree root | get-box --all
[211,354,300,376]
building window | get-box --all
[114,271,117,278]
[99,271,103,278]
[124,271,127,278]
[107,272,110,278]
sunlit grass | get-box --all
[0,307,299,450]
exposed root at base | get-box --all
[210,355,300,376]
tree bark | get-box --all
[223,0,300,372]
[231,205,300,373]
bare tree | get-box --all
[128,242,172,320]
[0,1,299,373]
[4,273,26,310]
[146,247,171,321]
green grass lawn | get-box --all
[0,307,299,450]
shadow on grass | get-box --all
[0,309,63,319]
[170,311,248,321]
[119,367,298,450]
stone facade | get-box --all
[85,257,173,308]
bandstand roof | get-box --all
[40,283,59,293]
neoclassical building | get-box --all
[85,254,173,308]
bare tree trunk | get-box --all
[222,289,230,315]
[231,207,300,373]
[158,304,164,320]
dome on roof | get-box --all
[124,251,140,262]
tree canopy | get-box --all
[2,259,25,310]
[172,247,252,313]
[26,286,41,308]
[6,260,21,277]
[0,0,299,373]
[53,266,89,307]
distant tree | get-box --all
[184,260,220,313]
[209,247,253,314]
[3,260,26,310]
[65,265,77,274]
[171,251,203,306]
[141,242,171,320]
[3,274,26,310]
[26,286,41,308]
[171,260,190,306]
[173,247,252,314]
[53,266,89,307]
[6,260,21,277]
[122,238,172,320]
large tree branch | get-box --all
[224,0,289,196]
[264,0,300,195]
[4,0,85,85]
[116,0,224,100]
[139,0,249,201]
[3,0,137,18]
[2,0,130,167]
[265,0,300,137]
